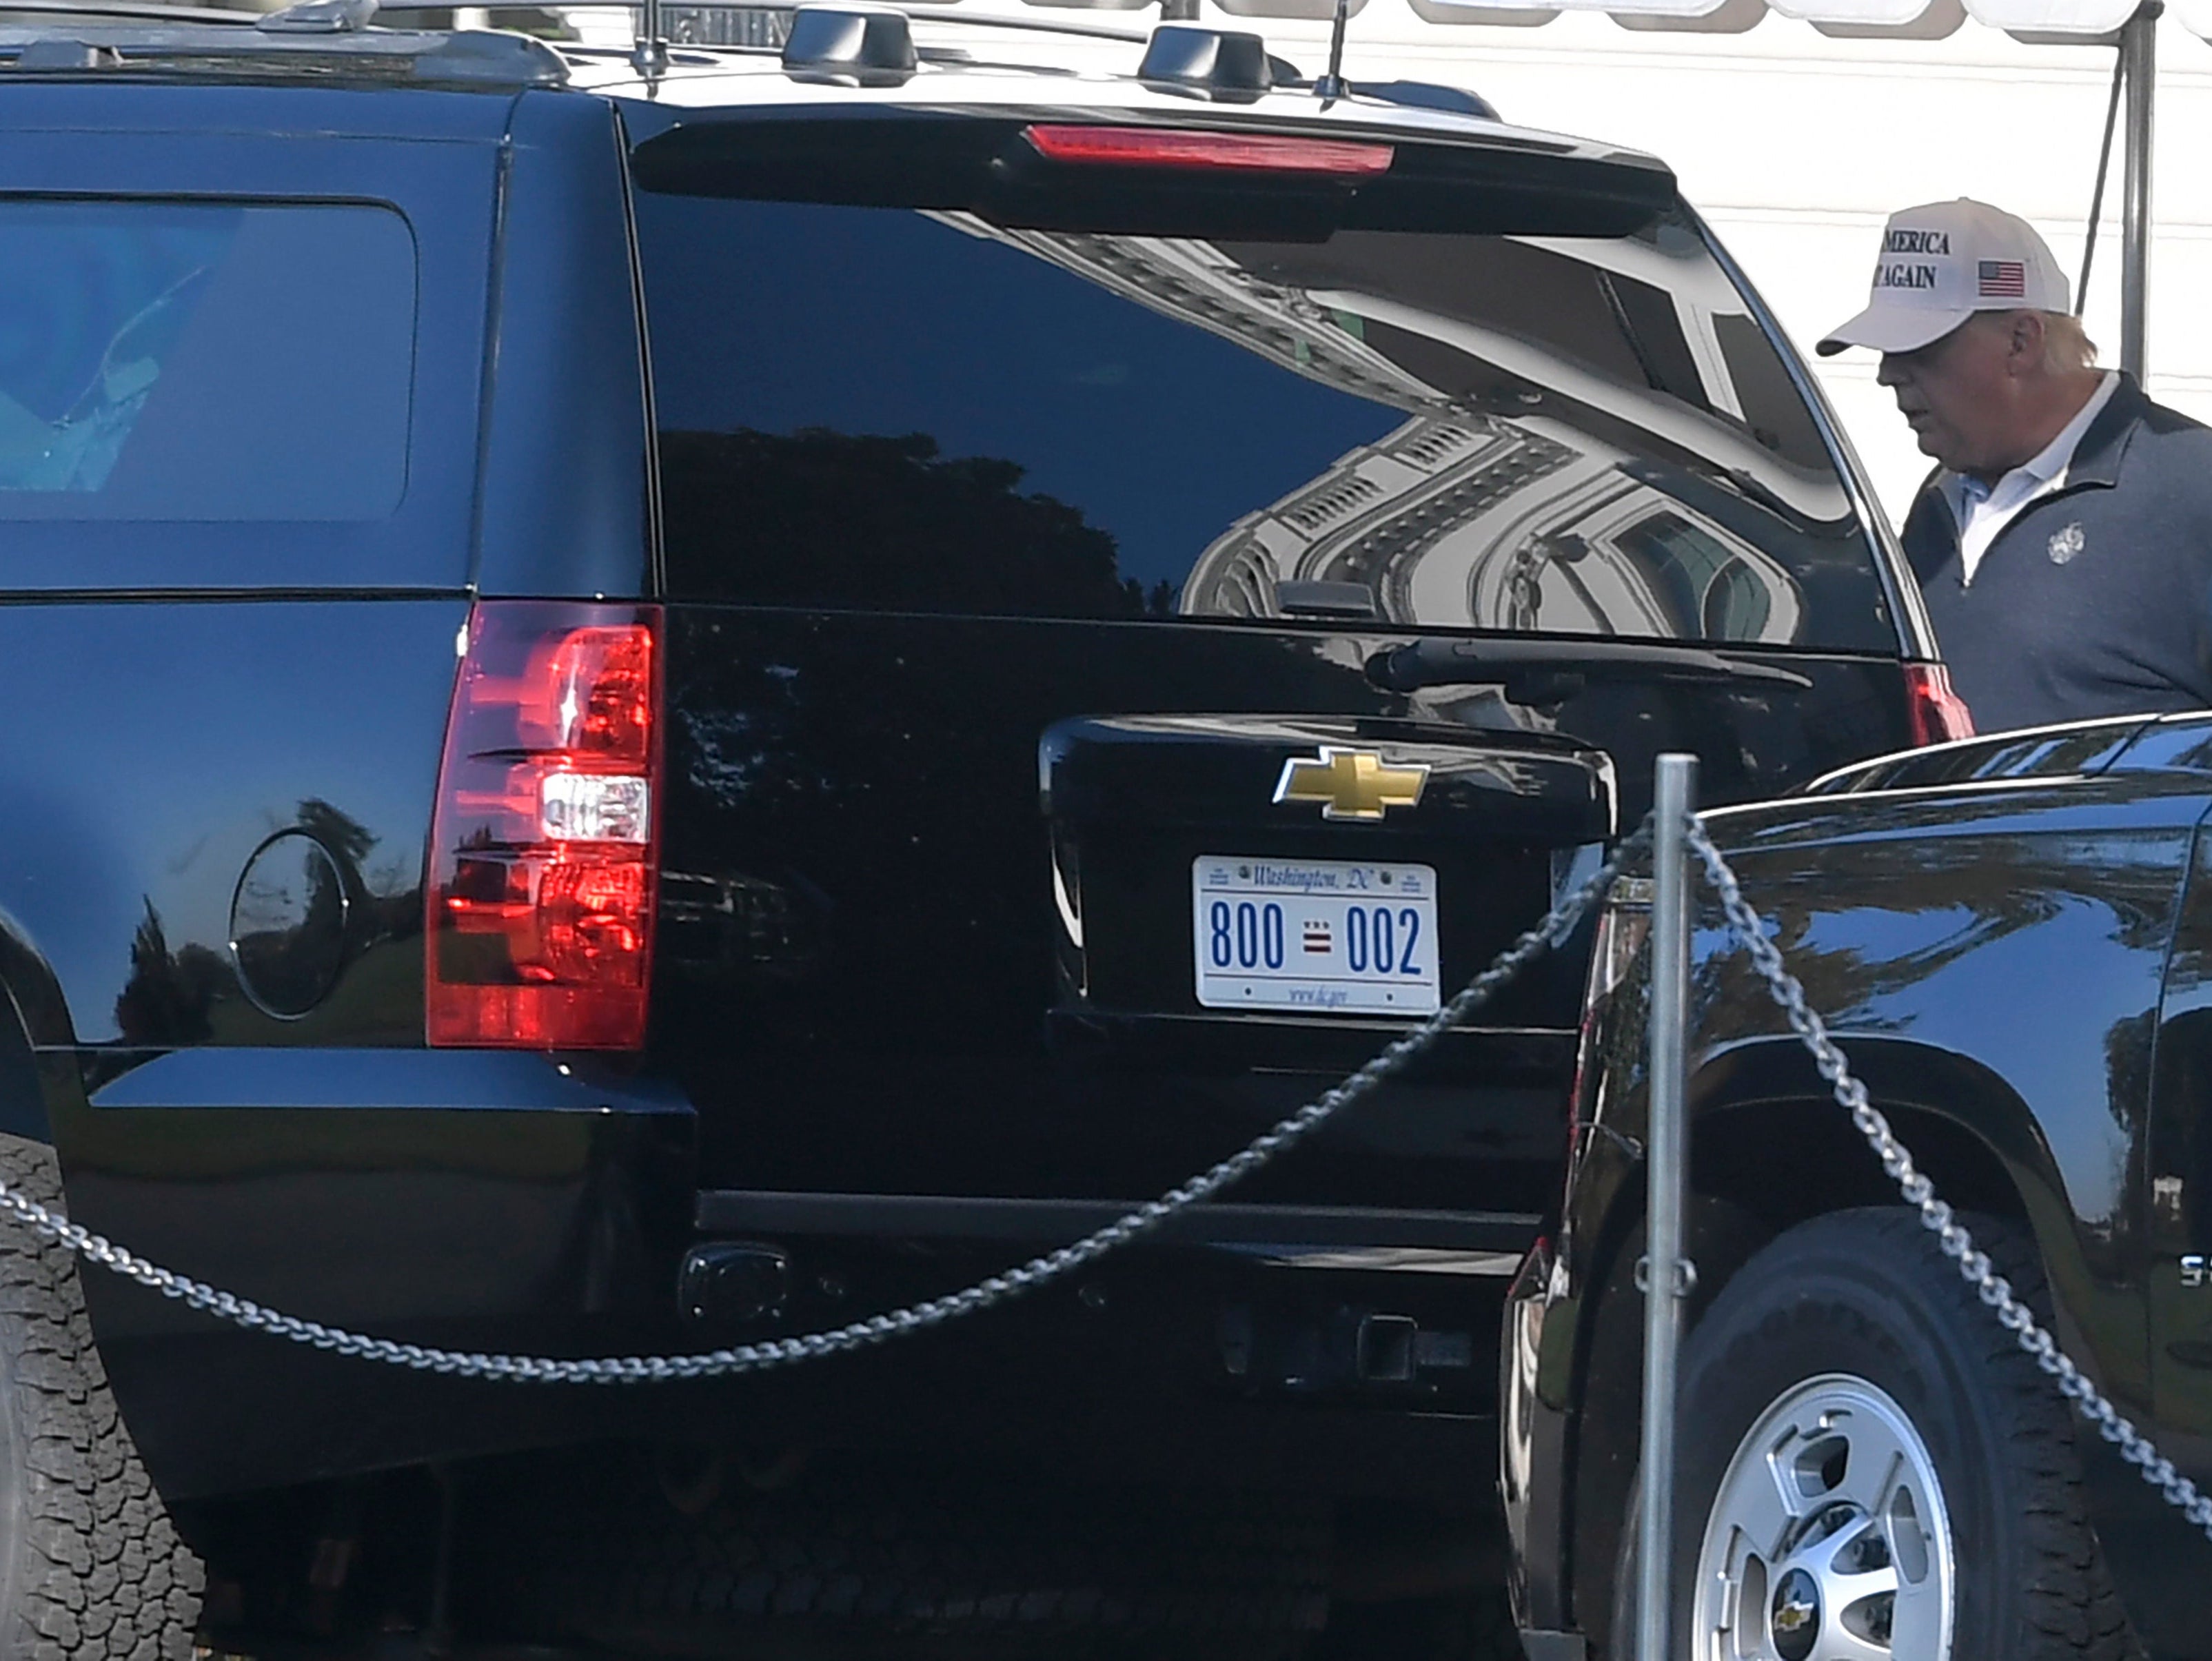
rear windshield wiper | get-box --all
[1366,636,1815,697]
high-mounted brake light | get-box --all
[1902,662,1974,747]
[1021,125,1394,177]
[427,601,662,1050]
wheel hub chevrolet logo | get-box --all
[1272,747,1429,822]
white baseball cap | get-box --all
[1817,198,2071,357]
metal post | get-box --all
[2120,2,2159,380]
[1636,753,1697,1661]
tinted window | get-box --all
[0,200,414,521]
[639,179,1893,651]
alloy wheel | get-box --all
[1690,1372,1955,1661]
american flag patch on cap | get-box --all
[1978,259,2027,298]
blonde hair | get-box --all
[1965,308,2099,372]
[2040,311,2098,372]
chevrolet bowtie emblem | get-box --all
[1272,747,1429,822]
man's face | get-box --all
[1877,314,2018,473]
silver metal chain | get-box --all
[0,831,1650,1386]
[16,807,2196,1550]
[1687,813,2212,1545]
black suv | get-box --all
[0,3,1954,1653]
[1510,719,2212,1661]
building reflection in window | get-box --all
[642,193,1883,650]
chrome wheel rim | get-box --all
[1690,1373,1955,1661]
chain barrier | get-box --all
[0,828,1652,1385]
[8,804,2205,1550]
[1687,812,2212,1545]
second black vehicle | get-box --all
[0,1,1959,1653]
[1508,719,2212,1660]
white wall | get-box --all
[1187,3,2212,524]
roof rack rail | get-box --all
[0,0,257,24]
[591,0,1153,48]
[0,2,570,84]
[0,0,1489,116]
[15,37,123,64]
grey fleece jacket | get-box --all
[1900,374,2212,734]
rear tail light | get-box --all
[427,601,662,1050]
[1902,662,1975,747]
[1020,125,1394,177]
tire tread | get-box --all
[0,1137,201,1661]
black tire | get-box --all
[483,1452,1329,1660]
[1612,1208,2137,1661]
[0,1134,202,1661]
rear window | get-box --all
[0,199,414,522]
[636,130,1895,653]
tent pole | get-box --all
[2075,47,2124,318]
[2120,1,2158,379]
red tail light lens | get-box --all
[427,601,662,1050]
[1021,125,1394,176]
[1903,662,1975,747]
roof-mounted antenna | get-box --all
[633,0,669,79]
[1315,0,1351,101]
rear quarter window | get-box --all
[0,198,414,522]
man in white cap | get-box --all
[1820,198,2212,733]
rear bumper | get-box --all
[683,1192,1529,1487]
[63,1048,1545,1501]
[65,1048,697,1498]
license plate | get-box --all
[1192,856,1441,1016]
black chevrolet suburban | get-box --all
[0,3,1957,1653]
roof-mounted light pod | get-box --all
[782,4,917,74]
[1138,24,1275,92]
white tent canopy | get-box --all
[997,0,2195,39]
[915,0,2177,398]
